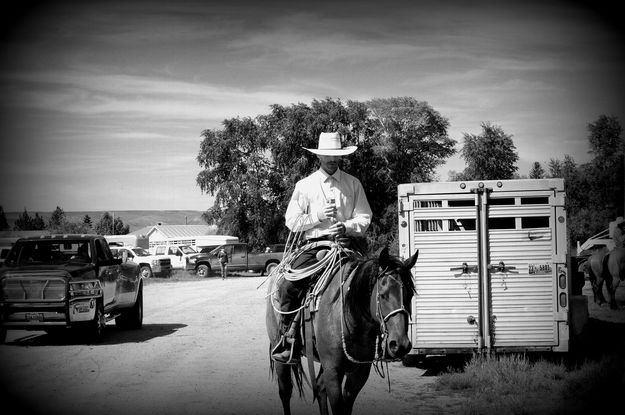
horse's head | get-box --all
[371,247,418,360]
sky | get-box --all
[0,0,623,212]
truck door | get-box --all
[398,180,569,355]
[230,244,248,271]
[169,246,185,269]
[94,238,117,308]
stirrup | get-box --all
[271,335,299,364]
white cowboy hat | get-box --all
[303,132,357,156]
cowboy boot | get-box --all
[271,312,301,364]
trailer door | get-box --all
[398,180,569,355]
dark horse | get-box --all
[582,247,625,309]
[266,246,419,415]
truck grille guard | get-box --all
[1,272,68,302]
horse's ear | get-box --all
[379,246,390,268]
[403,249,419,270]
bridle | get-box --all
[340,266,411,365]
[374,270,411,358]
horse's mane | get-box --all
[345,253,415,318]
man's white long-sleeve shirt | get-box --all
[285,168,372,239]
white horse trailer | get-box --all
[398,179,576,358]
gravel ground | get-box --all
[0,274,622,415]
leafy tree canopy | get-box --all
[197,97,456,251]
[94,212,130,235]
[548,115,624,244]
[458,122,519,180]
[529,162,545,179]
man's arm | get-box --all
[343,180,372,237]
[285,184,322,232]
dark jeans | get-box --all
[277,246,325,315]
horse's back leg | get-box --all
[342,365,373,415]
[276,362,293,415]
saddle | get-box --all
[271,241,360,397]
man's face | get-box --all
[318,155,342,175]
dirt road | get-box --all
[0,276,622,415]
[0,276,462,415]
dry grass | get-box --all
[435,353,625,414]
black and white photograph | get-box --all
[0,1,623,414]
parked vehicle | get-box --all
[0,234,143,343]
[194,235,239,251]
[264,244,286,253]
[0,245,11,267]
[104,234,149,249]
[397,179,585,359]
[150,244,213,278]
[109,245,172,278]
[206,243,284,275]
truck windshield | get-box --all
[133,248,150,256]
[180,246,197,254]
[4,240,91,266]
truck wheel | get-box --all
[196,264,210,278]
[116,286,143,330]
[140,265,153,279]
[264,262,278,276]
[82,300,105,343]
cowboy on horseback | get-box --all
[271,132,372,364]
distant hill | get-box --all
[4,210,207,233]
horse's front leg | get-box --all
[321,366,345,415]
[342,364,373,415]
[316,367,329,415]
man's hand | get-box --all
[328,221,346,237]
[317,202,337,222]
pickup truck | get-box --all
[207,243,284,275]
[0,234,143,343]
[109,244,172,278]
[150,244,213,278]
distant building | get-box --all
[130,224,232,249]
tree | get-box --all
[529,162,545,179]
[547,115,624,245]
[94,212,129,235]
[48,206,66,231]
[197,97,456,252]
[0,206,9,231]
[586,115,624,216]
[31,213,46,230]
[13,209,46,231]
[82,215,93,229]
[458,122,519,180]
[14,209,33,230]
